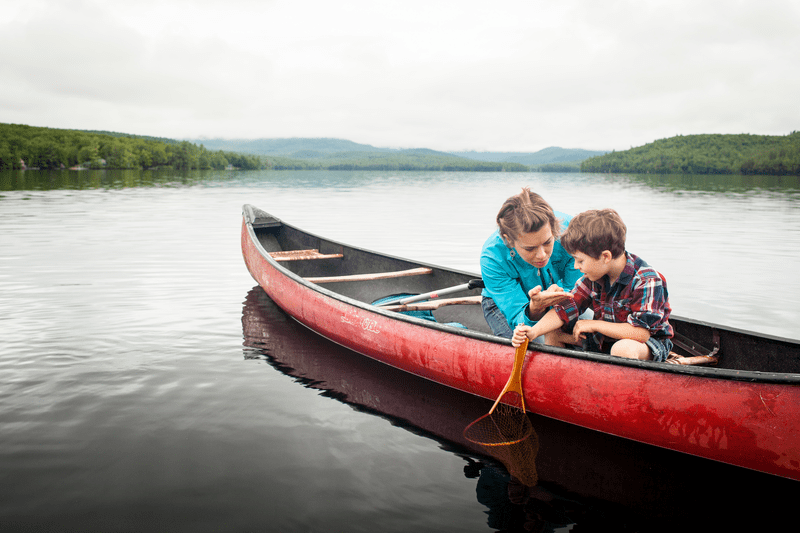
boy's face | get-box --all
[507,224,555,269]
[571,251,612,282]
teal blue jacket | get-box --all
[480,211,582,330]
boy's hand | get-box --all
[527,285,573,318]
[512,325,533,348]
[572,319,598,343]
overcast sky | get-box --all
[2,0,798,152]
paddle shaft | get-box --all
[376,278,484,306]
[381,295,481,312]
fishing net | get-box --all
[464,391,540,487]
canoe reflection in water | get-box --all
[241,286,795,532]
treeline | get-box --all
[580,132,800,175]
[0,123,264,171]
[267,150,529,171]
[534,162,581,173]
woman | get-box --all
[480,188,582,339]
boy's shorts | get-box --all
[645,337,673,363]
[584,336,673,362]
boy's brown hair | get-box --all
[560,208,627,259]
[496,187,561,244]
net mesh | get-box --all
[463,392,540,487]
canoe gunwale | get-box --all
[242,204,800,386]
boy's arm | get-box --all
[626,269,672,338]
[512,309,566,346]
[534,308,567,337]
[573,320,651,344]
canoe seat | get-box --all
[269,249,343,262]
[306,267,433,284]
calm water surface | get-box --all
[2,169,799,532]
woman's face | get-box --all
[507,224,554,269]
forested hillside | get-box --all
[453,147,608,166]
[266,148,528,171]
[580,133,800,175]
[11,124,795,175]
[0,124,264,171]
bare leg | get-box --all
[610,339,651,360]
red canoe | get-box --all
[241,204,800,481]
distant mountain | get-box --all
[396,147,457,157]
[190,137,394,156]
[187,138,606,167]
[451,147,609,166]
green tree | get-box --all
[28,137,65,169]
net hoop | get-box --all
[463,412,534,447]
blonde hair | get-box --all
[560,208,626,259]
[496,187,561,245]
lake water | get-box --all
[2,169,799,532]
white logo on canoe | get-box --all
[341,308,380,333]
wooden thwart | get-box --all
[269,249,343,262]
[306,267,433,284]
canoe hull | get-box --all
[241,207,800,481]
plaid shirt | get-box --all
[554,252,673,351]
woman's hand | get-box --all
[527,285,573,319]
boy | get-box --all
[511,208,673,361]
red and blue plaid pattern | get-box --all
[554,252,673,351]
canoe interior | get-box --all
[247,207,800,379]
[252,213,494,335]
